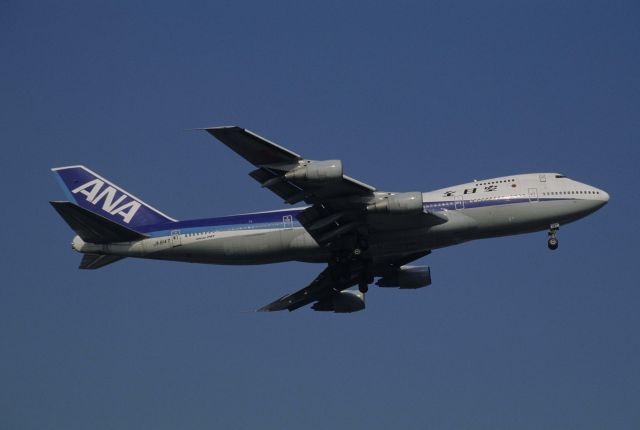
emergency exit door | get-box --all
[171,230,182,247]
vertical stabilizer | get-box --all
[52,165,176,228]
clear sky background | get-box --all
[1,1,638,429]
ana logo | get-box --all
[72,179,141,223]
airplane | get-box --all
[50,126,610,313]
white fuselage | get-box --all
[72,173,609,265]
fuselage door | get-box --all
[454,196,464,209]
[528,188,539,202]
[283,215,293,229]
[171,229,182,247]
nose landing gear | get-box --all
[548,223,560,250]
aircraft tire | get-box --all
[358,282,368,293]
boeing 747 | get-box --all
[51,127,609,312]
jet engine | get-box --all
[376,265,431,289]
[312,290,365,313]
[285,160,343,182]
[366,192,424,214]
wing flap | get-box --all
[249,167,305,202]
[257,250,432,312]
[258,258,377,312]
[258,266,353,312]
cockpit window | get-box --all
[555,174,567,178]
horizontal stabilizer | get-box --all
[50,201,147,244]
[79,254,125,270]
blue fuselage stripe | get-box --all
[140,197,575,236]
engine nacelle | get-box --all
[312,290,365,313]
[285,160,343,182]
[376,265,431,289]
[366,192,424,214]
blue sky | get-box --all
[1,1,639,428]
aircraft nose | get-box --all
[589,188,609,212]
[599,189,610,204]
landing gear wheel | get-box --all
[357,260,372,294]
[358,281,369,293]
[547,223,560,251]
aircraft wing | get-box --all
[258,265,341,312]
[204,126,376,205]
[258,251,431,312]
[204,127,441,311]
[205,126,383,249]
[205,126,446,249]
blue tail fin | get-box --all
[52,165,176,229]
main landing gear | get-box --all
[330,234,372,294]
[348,234,371,293]
[358,280,369,293]
[547,223,560,250]
[352,236,368,258]
[358,265,374,293]
[338,236,372,293]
